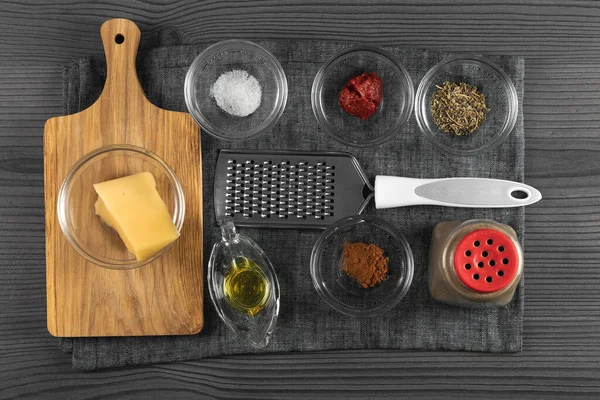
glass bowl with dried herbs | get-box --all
[414,56,518,156]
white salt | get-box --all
[210,70,262,117]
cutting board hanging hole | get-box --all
[115,34,124,44]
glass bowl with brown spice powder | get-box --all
[310,215,414,317]
[414,56,518,156]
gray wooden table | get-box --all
[1,1,599,398]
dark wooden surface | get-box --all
[1,1,599,398]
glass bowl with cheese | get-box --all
[57,144,185,270]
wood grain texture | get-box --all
[44,19,203,337]
[0,0,599,399]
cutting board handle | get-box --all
[99,19,146,105]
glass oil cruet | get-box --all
[208,218,280,348]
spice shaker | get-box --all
[429,220,523,307]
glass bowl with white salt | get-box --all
[184,40,288,141]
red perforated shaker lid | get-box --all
[453,228,519,293]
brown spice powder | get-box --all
[341,241,389,288]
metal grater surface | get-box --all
[214,150,373,229]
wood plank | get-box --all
[0,0,599,398]
[44,19,204,337]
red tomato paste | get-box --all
[338,72,383,120]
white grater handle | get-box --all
[374,176,542,209]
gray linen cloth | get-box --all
[57,40,525,370]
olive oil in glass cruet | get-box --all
[208,218,280,348]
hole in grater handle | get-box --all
[510,189,529,200]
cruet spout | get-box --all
[218,217,238,243]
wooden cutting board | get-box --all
[43,19,203,337]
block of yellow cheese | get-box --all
[93,172,179,261]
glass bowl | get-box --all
[57,144,185,270]
[414,56,518,156]
[311,46,414,147]
[184,39,288,141]
[310,215,414,317]
[208,218,280,348]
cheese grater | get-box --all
[214,150,542,229]
[214,150,373,229]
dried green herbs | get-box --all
[431,81,489,136]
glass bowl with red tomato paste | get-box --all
[311,46,414,147]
